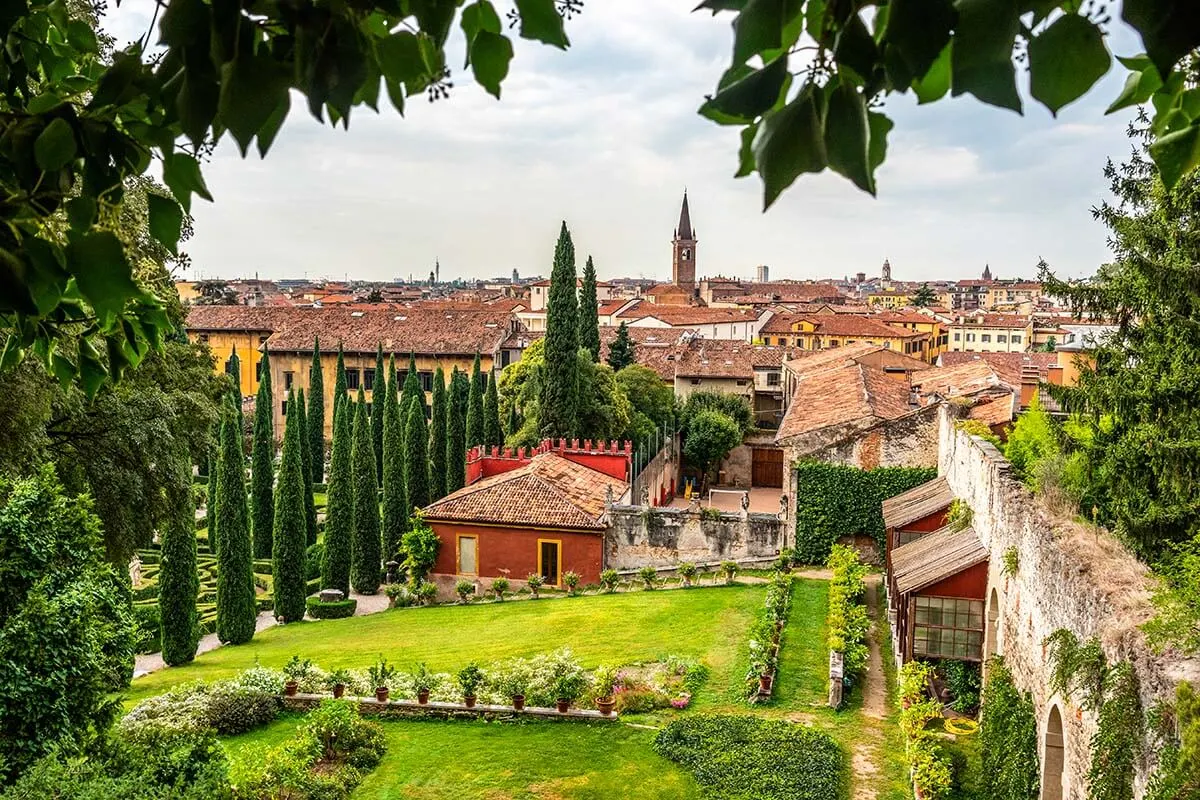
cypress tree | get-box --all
[429,367,448,500]
[371,343,386,485]
[579,255,601,362]
[466,352,484,448]
[381,357,407,563]
[228,348,244,415]
[160,446,199,665]
[350,390,382,594]
[321,398,353,595]
[446,367,468,493]
[272,395,309,623]
[401,352,425,418]
[308,336,325,483]
[483,369,503,447]
[333,343,347,418]
[607,321,635,372]
[295,388,318,546]
[540,222,580,438]
[506,402,520,438]
[250,347,275,560]
[215,399,256,645]
[405,396,430,513]
[206,427,219,556]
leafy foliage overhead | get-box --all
[697,0,1200,206]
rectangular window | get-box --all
[457,535,478,575]
[690,378,701,386]
[284,371,295,390]
[281,400,288,417]
[346,369,360,390]
[912,596,985,660]
[767,372,781,386]
[981,334,991,343]
[199,334,209,343]
[953,332,961,341]
[997,335,1007,343]
[363,367,376,391]
[966,333,975,342]
[736,379,748,386]
[1012,334,1022,344]
[420,371,434,393]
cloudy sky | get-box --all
[105,2,1138,285]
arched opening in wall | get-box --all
[1042,705,1066,800]
[985,587,1001,659]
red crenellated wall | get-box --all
[464,439,633,486]
[429,521,603,585]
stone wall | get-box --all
[937,406,1200,799]
[604,505,785,571]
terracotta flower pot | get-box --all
[284,680,299,697]
[758,674,772,694]
[512,694,525,710]
[596,697,616,716]
[464,695,477,708]
[375,687,389,703]
[333,684,345,699]
[417,689,430,705]
[556,698,570,713]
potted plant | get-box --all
[457,663,484,708]
[678,562,697,587]
[491,577,509,601]
[455,579,475,603]
[721,560,739,584]
[592,665,618,716]
[283,655,312,696]
[411,662,433,704]
[525,573,544,599]
[563,570,581,596]
[327,668,351,699]
[552,666,587,713]
[414,581,438,605]
[368,657,396,703]
[497,664,530,710]
[637,565,658,591]
[384,583,409,609]
[599,569,620,593]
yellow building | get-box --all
[185,306,530,439]
[759,312,937,362]
[865,291,911,310]
[175,281,201,304]
[984,282,1042,310]
[946,314,1033,353]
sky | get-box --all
[104,2,1139,285]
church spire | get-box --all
[676,191,693,241]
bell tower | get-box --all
[672,191,697,290]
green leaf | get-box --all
[701,55,789,122]
[733,0,783,63]
[219,51,290,156]
[50,352,76,386]
[65,231,137,321]
[385,79,406,116]
[1106,65,1163,114]
[884,0,955,81]
[34,117,76,171]
[696,0,748,11]
[162,152,213,213]
[177,71,220,148]
[833,13,878,81]
[950,0,1022,113]
[378,31,427,88]
[24,236,68,315]
[1148,120,1200,189]
[256,94,291,158]
[66,197,96,231]
[753,82,826,209]
[462,0,502,48]
[1028,14,1111,115]
[470,31,513,99]
[1116,54,1153,72]
[514,0,569,50]
[912,42,951,104]
[1121,0,1200,82]
[148,194,184,255]
[824,82,874,194]
[66,18,98,52]
[77,339,106,397]
[0,247,36,315]
[735,122,758,178]
[868,111,893,173]
[409,0,458,47]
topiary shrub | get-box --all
[305,597,358,620]
[204,687,280,734]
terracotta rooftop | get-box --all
[910,360,1004,397]
[616,304,763,326]
[939,352,1057,386]
[186,305,296,332]
[776,362,919,441]
[782,342,893,375]
[673,341,755,379]
[421,452,626,531]
[811,315,927,338]
[881,477,953,530]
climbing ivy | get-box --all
[1088,662,1143,800]
[792,461,935,564]
[1044,629,1108,711]
[979,657,1040,800]
[1145,681,1200,800]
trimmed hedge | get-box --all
[654,715,843,800]
[794,461,937,563]
[133,602,161,654]
[306,597,357,619]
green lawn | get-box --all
[131,584,766,701]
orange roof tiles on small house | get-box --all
[775,361,920,443]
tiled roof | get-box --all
[617,304,763,326]
[422,453,626,530]
[872,310,941,326]
[881,477,953,530]
[811,315,926,338]
[892,525,988,594]
[186,305,293,332]
[776,362,918,440]
[910,360,1003,397]
[597,298,635,316]
[782,342,890,375]
[673,341,754,379]
[938,352,1057,386]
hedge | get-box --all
[654,715,843,800]
[793,461,937,563]
[305,597,357,619]
[133,602,161,654]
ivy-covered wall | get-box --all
[792,461,936,564]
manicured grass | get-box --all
[772,578,831,709]
[130,584,766,702]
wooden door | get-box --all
[752,448,784,488]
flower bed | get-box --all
[899,661,955,800]
[826,544,869,707]
[746,571,794,702]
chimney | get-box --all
[1019,364,1041,408]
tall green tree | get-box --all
[401,352,426,419]
[429,367,448,500]
[381,357,407,564]
[334,344,348,419]
[228,348,244,424]
[507,402,520,438]
[159,445,199,667]
[405,396,431,514]
[350,391,382,594]
[466,352,485,448]
[321,398,353,596]
[541,222,581,439]
[484,368,503,447]
[308,337,325,483]
[446,367,468,494]
[250,347,275,560]
[215,400,257,645]
[272,394,309,623]
[579,255,601,361]
[294,387,319,546]
[371,343,386,485]
[607,322,635,372]
[912,283,936,308]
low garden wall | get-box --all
[280,693,618,722]
[605,506,785,571]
